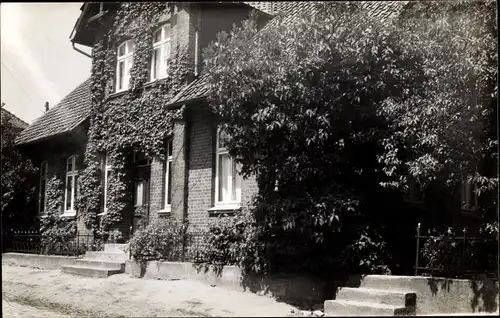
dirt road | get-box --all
[2,265,296,317]
[2,299,70,318]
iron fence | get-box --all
[3,229,103,257]
[414,223,498,279]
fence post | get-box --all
[129,225,133,260]
[462,227,467,272]
[415,223,421,276]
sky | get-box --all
[1,3,91,124]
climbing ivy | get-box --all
[76,2,190,238]
[41,159,77,237]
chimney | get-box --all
[45,101,49,112]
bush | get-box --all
[192,209,389,276]
[192,212,251,264]
[420,226,498,279]
[40,234,87,256]
[128,218,187,261]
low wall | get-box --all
[125,260,332,307]
[352,275,499,314]
[403,276,498,315]
[2,252,78,270]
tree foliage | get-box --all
[202,1,498,274]
[1,102,37,234]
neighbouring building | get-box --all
[14,1,489,247]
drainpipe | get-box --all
[72,42,92,58]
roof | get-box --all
[167,1,409,107]
[1,108,29,131]
[15,78,92,145]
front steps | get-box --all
[324,276,417,316]
[61,244,128,278]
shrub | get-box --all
[40,233,87,256]
[192,212,250,265]
[420,226,498,279]
[128,218,186,261]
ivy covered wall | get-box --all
[76,2,193,240]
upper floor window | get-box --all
[116,40,135,92]
[150,24,171,81]
[215,129,242,206]
[39,162,48,215]
[64,156,78,215]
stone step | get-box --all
[360,275,416,291]
[85,251,128,261]
[75,259,125,271]
[336,287,416,307]
[104,243,129,253]
[61,265,123,278]
[324,300,410,316]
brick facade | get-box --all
[26,3,261,238]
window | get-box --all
[134,152,151,207]
[150,24,171,81]
[135,180,149,207]
[403,177,425,205]
[461,178,478,211]
[215,129,242,206]
[39,162,48,215]
[164,140,173,211]
[64,156,78,215]
[101,152,112,214]
[116,40,135,92]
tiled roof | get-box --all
[1,108,28,131]
[167,1,409,107]
[15,78,92,145]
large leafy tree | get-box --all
[1,102,38,240]
[203,1,497,274]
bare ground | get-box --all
[2,264,297,317]
[2,299,71,318]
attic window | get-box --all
[116,40,135,92]
[150,24,171,81]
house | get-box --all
[15,1,488,247]
[15,2,276,240]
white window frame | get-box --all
[98,152,112,216]
[63,156,78,216]
[133,152,151,208]
[214,128,242,209]
[39,161,48,215]
[461,177,478,211]
[161,139,173,213]
[150,24,171,81]
[116,40,134,92]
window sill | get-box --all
[208,204,241,215]
[461,207,480,218]
[108,89,128,99]
[61,212,76,219]
[97,211,107,217]
[157,207,171,215]
[145,76,169,87]
[107,78,169,100]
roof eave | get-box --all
[15,116,90,146]
[167,96,207,110]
